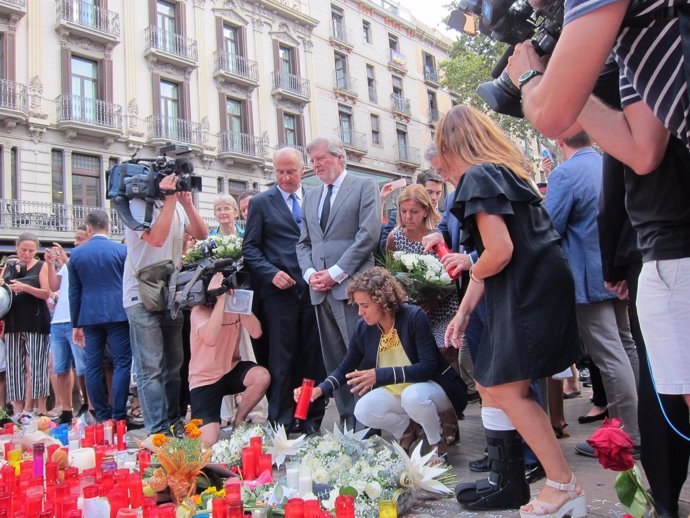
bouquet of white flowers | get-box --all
[385,251,455,304]
[183,234,243,265]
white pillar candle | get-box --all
[298,473,312,497]
[285,462,300,490]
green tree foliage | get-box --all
[440,32,539,143]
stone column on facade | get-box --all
[193,1,208,124]
[27,0,42,86]
[64,150,73,210]
[123,0,139,136]
[252,19,268,146]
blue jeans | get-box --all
[50,322,86,375]
[83,322,131,421]
[126,304,184,434]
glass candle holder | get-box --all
[294,379,315,420]
[241,447,257,481]
[378,500,397,518]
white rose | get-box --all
[400,254,418,270]
[364,481,382,499]
[439,272,452,284]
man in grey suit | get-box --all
[297,136,381,428]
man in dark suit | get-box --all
[69,210,132,422]
[243,147,325,434]
[297,136,381,428]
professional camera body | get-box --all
[106,144,202,231]
[2,259,26,283]
[454,0,564,117]
[168,239,249,318]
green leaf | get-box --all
[339,486,358,497]
[628,486,649,518]
[615,471,636,507]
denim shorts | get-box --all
[50,322,87,375]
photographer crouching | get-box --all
[189,272,269,446]
[123,172,207,437]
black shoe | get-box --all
[76,404,89,418]
[126,418,146,431]
[524,462,545,484]
[303,423,320,436]
[577,408,608,424]
[288,419,304,434]
[466,392,481,403]
[469,455,490,472]
[53,410,73,425]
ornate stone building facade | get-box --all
[0,0,453,246]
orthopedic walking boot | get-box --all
[455,429,530,510]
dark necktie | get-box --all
[289,192,301,224]
[320,184,333,232]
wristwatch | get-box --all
[518,69,543,90]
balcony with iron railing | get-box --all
[56,94,123,138]
[271,71,310,103]
[146,115,203,147]
[388,49,407,73]
[428,107,440,124]
[0,199,127,239]
[334,72,358,99]
[218,132,267,164]
[0,79,28,126]
[367,85,377,103]
[391,93,411,116]
[0,0,25,17]
[213,51,259,87]
[329,20,353,50]
[424,65,440,86]
[395,145,421,166]
[144,26,198,67]
[55,0,119,43]
[338,128,367,156]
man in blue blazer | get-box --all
[69,210,132,423]
[243,147,325,434]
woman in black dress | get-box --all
[436,106,584,518]
[1,232,51,418]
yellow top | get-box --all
[377,325,412,396]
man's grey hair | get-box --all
[273,146,305,169]
[424,142,439,161]
[85,210,109,231]
[306,136,348,167]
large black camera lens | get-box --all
[476,69,524,118]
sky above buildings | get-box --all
[398,0,457,39]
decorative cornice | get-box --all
[214,78,255,98]
[146,58,193,80]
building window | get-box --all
[217,177,225,194]
[423,52,438,82]
[228,180,247,198]
[52,150,65,205]
[223,24,239,56]
[392,75,403,96]
[366,64,376,103]
[159,79,180,138]
[72,153,101,207]
[396,123,408,158]
[370,114,381,145]
[283,112,297,146]
[71,56,98,123]
[427,90,438,123]
[279,45,294,75]
[226,98,243,134]
[0,33,4,79]
[334,53,348,90]
[156,0,177,52]
[331,6,345,41]
[362,20,371,43]
[388,34,399,52]
[338,104,353,145]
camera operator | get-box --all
[506,0,687,172]
[123,173,207,437]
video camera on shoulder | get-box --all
[106,144,203,232]
[450,0,564,117]
[168,240,250,319]
[2,259,26,283]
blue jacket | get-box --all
[544,148,614,304]
[68,235,128,326]
[317,304,467,416]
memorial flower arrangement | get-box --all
[147,419,212,504]
[587,418,656,518]
[183,234,243,265]
[384,251,454,303]
[210,424,270,466]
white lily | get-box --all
[332,422,370,443]
[267,424,306,468]
[391,441,453,494]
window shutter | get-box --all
[276,109,285,145]
[243,99,254,136]
[148,0,157,26]
[176,1,186,35]
[4,33,15,81]
[219,92,228,133]
[99,0,108,10]
[296,114,305,146]
[182,79,191,121]
[272,40,280,72]
[215,17,224,52]
[239,25,248,57]
[61,48,72,94]
[292,47,301,77]
[152,73,161,117]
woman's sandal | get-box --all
[552,423,570,439]
[399,421,422,453]
[519,475,586,518]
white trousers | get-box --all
[637,258,690,395]
[353,381,452,446]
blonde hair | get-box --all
[395,184,440,232]
[435,104,533,182]
[213,194,239,212]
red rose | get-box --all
[587,418,635,471]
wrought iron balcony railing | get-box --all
[272,72,310,99]
[145,26,198,62]
[56,94,123,130]
[56,0,120,37]
[219,131,267,158]
[334,72,358,95]
[396,145,420,165]
[391,93,411,115]
[146,115,203,146]
[214,51,259,82]
[0,79,27,113]
[338,128,367,152]
[368,85,377,103]
[428,107,440,124]
[424,66,439,84]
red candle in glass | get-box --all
[294,378,315,420]
[286,498,305,518]
[109,489,127,518]
[211,497,228,518]
[224,479,241,502]
[63,512,81,518]
[241,447,257,481]
[84,425,96,446]
[115,421,126,451]
[128,473,144,509]
[141,497,157,518]
[2,424,13,435]
[94,446,106,471]
[19,461,32,476]
[136,449,151,473]
[2,443,11,460]
[226,500,243,518]
[249,436,262,457]
[156,503,176,518]
[304,500,321,518]
[434,242,461,280]
[257,453,272,476]
[46,444,59,462]
[94,424,104,446]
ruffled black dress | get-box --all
[451,164,580,387]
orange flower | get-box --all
[189,419,203,427]
[152,434,167,447]
[187,427,201,439]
